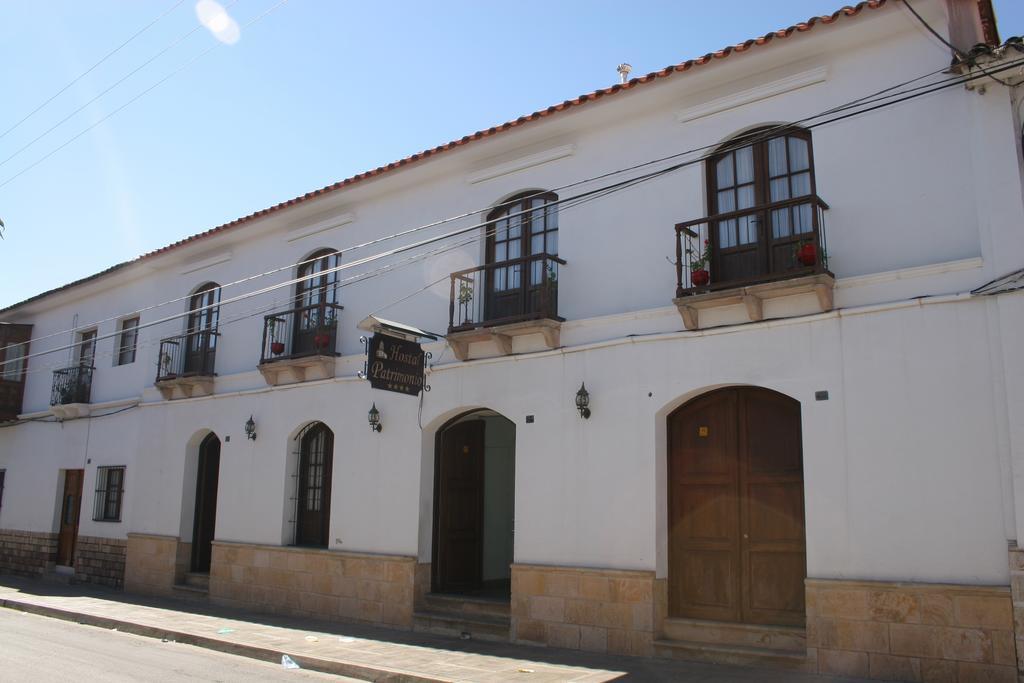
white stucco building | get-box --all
[3,0,1024,678]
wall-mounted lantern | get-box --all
[244,415,257,441]
[368,403,383,433]
[575,382,591,419]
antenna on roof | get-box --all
[617,63,632,84]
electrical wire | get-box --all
[0,1,242,170]
[3,55,1011,359]
[0,0,187,141]
[0,0,285,190]
[5,51,1024,368]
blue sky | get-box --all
[1,0,1021,309]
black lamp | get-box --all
[368,403,382,433]
[244,415,257,440]
[575,382,591,419]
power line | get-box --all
[0,0,286,191]
[0,0,187,141]
[1,56,1003,357]
[4,51,1023,369]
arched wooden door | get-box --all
[668,387,806,626]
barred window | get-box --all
[116,317,139,366]
[93,466,125,522]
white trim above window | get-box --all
[466,144,576,185]
[675,66,829,124]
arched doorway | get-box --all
[191,433,221,573]
[432,410,515,599]
[667,387,805,626]
[294,422,333,548]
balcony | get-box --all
[258,302,342,386]
[0,323,31,422]
[0,380,25,422]
[673,195,834,330]
[155,329,219,400]
[50,365,93,418]
[446,253,565,361]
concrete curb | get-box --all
[0,597,451,683]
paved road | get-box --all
[0,609,358,682]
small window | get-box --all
[115,318,139,366]
[93,466,125,522]
[0,470,5,514]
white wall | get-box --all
[0,0,1021,587]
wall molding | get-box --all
[286,212,355,243]
[835,256,983,289]
[466,144,576,185]
[675,65,829,124]
[178,252,231,275]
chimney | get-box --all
[617,63,632,84]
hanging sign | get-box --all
[367,333,425,396]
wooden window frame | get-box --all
[706,128,818,286]
[78,329,98,368]
[93,466,125,522]
[115,317,139,366]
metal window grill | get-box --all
[93,466,125,522]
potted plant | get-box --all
[313,309,337,352]
[688,238,712,287]
[795,240,817,267]
[458,282,474,325]
[159,351,173,377]
[267,319,285,355]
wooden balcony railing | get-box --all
[675,195,830,298]
[259,302,343,364]
[156,329,219,383]
[448,253,566,333]
[51,365,93,406]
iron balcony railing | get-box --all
[259,301,343,364]
[675,194,830,298]
[155,329,219,383]
[51,365,93,406]
[448,252,565,333]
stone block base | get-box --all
[73,535,126,588]
[0,529,56,577]
[808,578,1016,682]
[209,541,415,629]
[124,533,179,597]
[511,564,655,656]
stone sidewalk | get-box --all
[0,577,871,682]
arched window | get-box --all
[484,192,559,322]
[185,283,219,375]
[292,250,341,356]
[295,422,333,547]
[707,129,818,284]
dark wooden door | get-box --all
[190,435,221,573]
[668,387,805,626]
[435,420,485,593]
[296,424,333,547]
[56,470,84,566]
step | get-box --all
[412,610,510,643]
[421,592,510,620]
[183,572,210,590]
[662,617,806,652]
[170,583,209,602]
[653,639,813,672]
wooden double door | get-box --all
[668,387,806,626]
